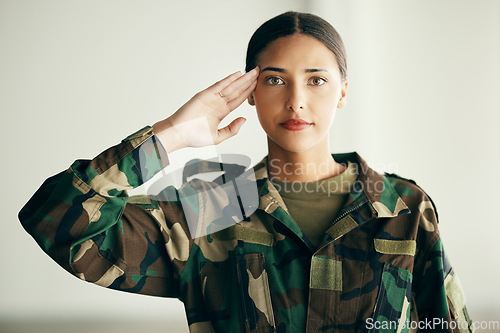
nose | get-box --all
[285,84,305,111]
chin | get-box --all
[268,136,317,154]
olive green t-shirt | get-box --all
[270,162,358,249]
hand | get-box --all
[153,67,260,153]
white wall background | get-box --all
[1,0,498,330]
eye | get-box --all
[308,77,327,86]
[265,76,285,86]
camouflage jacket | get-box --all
[19,126,473,333]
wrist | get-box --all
[152,118,186,153]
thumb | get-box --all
[216,117,246,144]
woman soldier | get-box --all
[20,11,472,333]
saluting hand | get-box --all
[153,67,260,153]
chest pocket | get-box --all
[236,252,277,333]
[369,262,413,333]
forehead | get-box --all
[256,34,339,70]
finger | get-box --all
[215,117,246,144]
[219,67,259,102]
[207,71,242,94]
[219,67,259,100]
[227,79,257,111]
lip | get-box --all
[280,118,312,131]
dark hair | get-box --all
[245,11,347,80]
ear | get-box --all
[247,93,255,106]
[337,78,349,109]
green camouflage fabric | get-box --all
[19,126,473,333]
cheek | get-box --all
[254,90,282,119]
[313,94,338,115]
[310,95,338,129]
[254,87,280,106]
[254,99,273,128]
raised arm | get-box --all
[19,67,259,297]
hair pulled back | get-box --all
[245,11,347,80]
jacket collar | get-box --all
[252,152,410,219]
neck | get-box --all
[267,137,346,182]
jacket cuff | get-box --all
[71,126,170,197]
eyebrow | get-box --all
[261,67,329,73]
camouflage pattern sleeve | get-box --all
[410,189,473,333]
[19,126,185,297]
